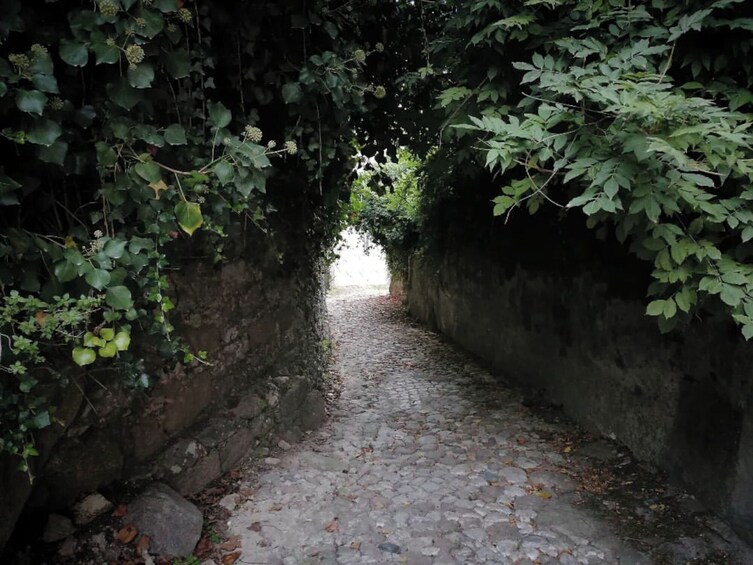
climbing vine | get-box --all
[0,0,384,474]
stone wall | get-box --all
[0,237,329,551]
[400,217,753,544]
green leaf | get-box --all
[100,327,115,341]
[85,268,111,290]
[743,324,753,341]
[38,141,68,165]
[114,331,131,351]
[175,201,203,235]
[59,39,89,67]
[92,40,120,65]
[31,73,59,93]
[128,63,155,89]
[53,260,78,282]
[165,49,191,78]
[720,284,744,307]
[164,124,187,145]
[646,300,665,316]
[213,160,233,184]
[134,161,161,182]
[30,411,51,429]
[98,341,118,358]
[663,298,677,318]
[27,119,62,146]
[104,239,127,259]
[72,347,96,366]
[282,82,303,104]
[208,102,231,128]
[15,89,47,115]
[107,79,142,109]
[106,285,133,310]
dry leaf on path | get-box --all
[350,541,362,550]
[112,504,128,517]
[220,537,241,551]
[195,536,214,558]
[222,551,242,565]
[248,521,262,532]
[324,518,340,533]
[135,535,151,553]
[116,524,138,544]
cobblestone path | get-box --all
[226,292,752,564]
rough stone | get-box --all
[42,514,76,543]
[72,493,113,525]
[126,483,203,557]
[220,292,753,564]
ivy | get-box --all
[0,0,386,473]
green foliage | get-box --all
[374,0,753,338]
[349,149,422,277]
[0,0,385,471]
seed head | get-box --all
[125,44,145,66]
[267,140,277,149]
[375,42,384,53]
[244,126,263,143]
[373,85,386,99]
[49,97,65,110]
[99,0,120,18]
[135,17,147,29]
[354,49,366,63]
[105,37,117,47]
[178,8,192,23]
[93,229,104,239]
[167,23,177,33]
[285,140,297,155]
[30,44,48,58]
[9,53,31,70]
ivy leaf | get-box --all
[72,347,96,366]
[92,40,120,65]
[208,102,231,128]
[128,63,155,89]
[98,341,118,358]
[104,239,127,259]
[164,124,187,145]
[31,73,59,93]
[30,410,51,429]
[38,141,68,166]
[165,49,191,78]
[107,79,141,109]
[213,160,233,184]
[106,285,133,310]
[135,161,162,183]
[85,268,111,290]
[174,201,203,235]
[27,119,62,146]
[282,82,303,104]
[16,90,47,114]
[114,331,131,351]
[59,39,89,67]
[53,260,78,282]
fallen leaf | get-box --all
[222,551,241,565]
[563,446,573,453]
[195,536,213,558]
[535,491,553,500]
[239,487,255,498]
[220,537,241,551]
[350,541,361,550]
[112,504,128,517]
[248,521,262,532]
[136,535,151,553]
[116,524,138,544]
[324,518,340,533]
[35,311,47,326]
[270,503,283,511]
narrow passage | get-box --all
[225,292,751,564]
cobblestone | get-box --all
[226,293,753,564]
